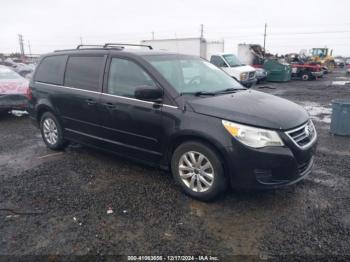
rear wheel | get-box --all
[171,141,227,201]
[40,112,66,150]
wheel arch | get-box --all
[165,132,232,179]
[35,100,58,123]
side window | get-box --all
[64,56,104,91]
[35,55,67,85]
[210,56,226,67]
[107,58,157,98]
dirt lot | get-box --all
[0,69,349,261]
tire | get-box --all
[171,141,227,201]
[40,112,66,150]
[301,73,309,81]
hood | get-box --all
[228,65,255,73]
[188,90,309,130]
[0,79,29,95]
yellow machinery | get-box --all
[311,48,336,73]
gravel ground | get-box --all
[0,69,349,261]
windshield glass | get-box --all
[0,67,22,80]
[144,55,243,94]
[222,54,243,67]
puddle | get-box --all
[335,77,350,80]
[298,101,332,124]
[332,81,350,86]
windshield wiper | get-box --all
[214,88,245,94]
[180,91,216,96]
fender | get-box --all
[35,98,59,121]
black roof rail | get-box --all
[76,44,104,49]
[103,43,153,50]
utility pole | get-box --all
[263,23,267,55]
[18,34,25,58]
[27,40,32,57]
[80,36,83,45]
[200,24,204,38]
[152,31,155,40]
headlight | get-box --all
[240,72,248,81]
[222,120,284,148]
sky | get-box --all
[1,0,350,56]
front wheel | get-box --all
[171,141,227,201]
[40,112,66,150]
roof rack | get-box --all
[76,44,104,49]
[54,43,153,53]
[103,43,153,50]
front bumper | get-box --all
[0,94,27,111]
[224,134,317,189]
[240,78,257,87]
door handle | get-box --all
[103,102,116,109]
[86,99,96,105]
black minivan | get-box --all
[27,44,317,201]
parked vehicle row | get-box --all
[27,44,317,201]
[0,65,29,113]
[0,58,36,79]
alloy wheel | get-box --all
[178,151,214,192]
[43,118,58,145]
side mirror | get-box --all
[134,86,163,101]
[221,63,228,68]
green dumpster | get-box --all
[263,59,292,82]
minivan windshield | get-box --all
[222,54,244,67]
[144,55,244,95]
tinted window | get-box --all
[107,58,157,98]
[210,56,227,67]
[35,55,67,84]
[64,56,104,91]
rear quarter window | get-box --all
[35,55,67,85]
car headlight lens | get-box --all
[240,72,248,81]
[222,120,284,148]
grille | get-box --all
[249,71,255,79]
[285,120,317,149]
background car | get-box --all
[13,63,36,78]
[334,58,345,68]
[0,65,29,113]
